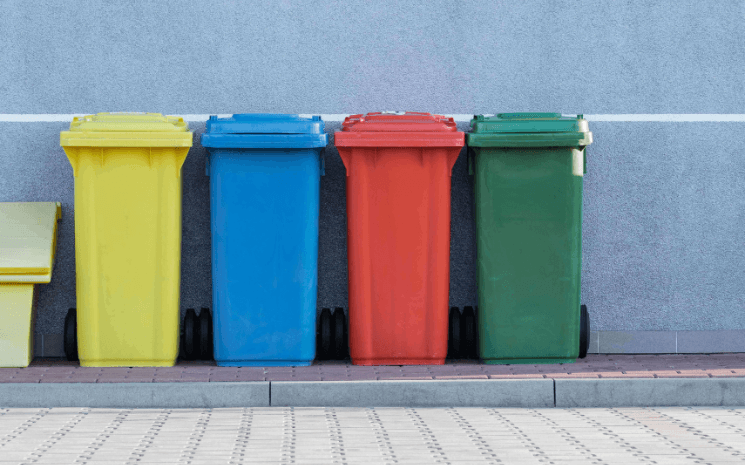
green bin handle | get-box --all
[583,147,587,174]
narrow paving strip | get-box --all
[0,407,743,464]
[0,354,743,383]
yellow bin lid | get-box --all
[60,112,193,147]
[0,202,62,283]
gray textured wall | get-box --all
[2,0,744,113]
[1,0,744,342]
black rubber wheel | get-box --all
[64,308,78,362]
[333,308,346,360]
[199,308,213,361]
[182,308,198,361]
[579,304,590,359]
[461,306,477,359]
[448,307,461,359]
[319,308,333,360]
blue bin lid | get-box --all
[201,114,328,149]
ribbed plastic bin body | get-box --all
[467,113,592,364]
[61,113,192,367]
[201,114,327,367]
[0,202,61,367]
[335,112,464,365]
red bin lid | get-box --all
[335,112,464,147]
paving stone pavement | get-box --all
[0,407,744,464]
[1,354,744,383]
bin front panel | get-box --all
[474,147,583,363]
[210,149,320,366]
[341,146,460,365]
[72,146,185,367]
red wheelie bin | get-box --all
[335,112,465,365]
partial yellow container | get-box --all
[0,202,62,367]
[60,113,192,367]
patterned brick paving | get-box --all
[2,407,744,464]
[0,354,743,383]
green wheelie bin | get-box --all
[467,113,593,364]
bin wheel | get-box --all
[182,309,198,361]
[319,308,333,360]
[579,304,590,359]
[64,308,78,362]
[448,307,461,359]
[462,306,477,359]
[199,308,213,361]
[333,307,347,360]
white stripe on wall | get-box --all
[585,114,745,122]
[2,114,745,123]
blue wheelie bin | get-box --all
[201,114,327,366]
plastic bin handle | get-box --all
[205,152,324,176]
[583,147,587,174]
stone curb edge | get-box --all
[0,379,743,408]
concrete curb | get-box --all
[556,378,745,408]
[0,382,270,408]
[271,380,555,407]
[1,379,745,408]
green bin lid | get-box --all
[467,113,592,148]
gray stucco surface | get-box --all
[1,1,743,114]
[583,123,745,331]
[1,1,744,342]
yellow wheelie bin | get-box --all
[60,113,192,367]
[0,202,62,367]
